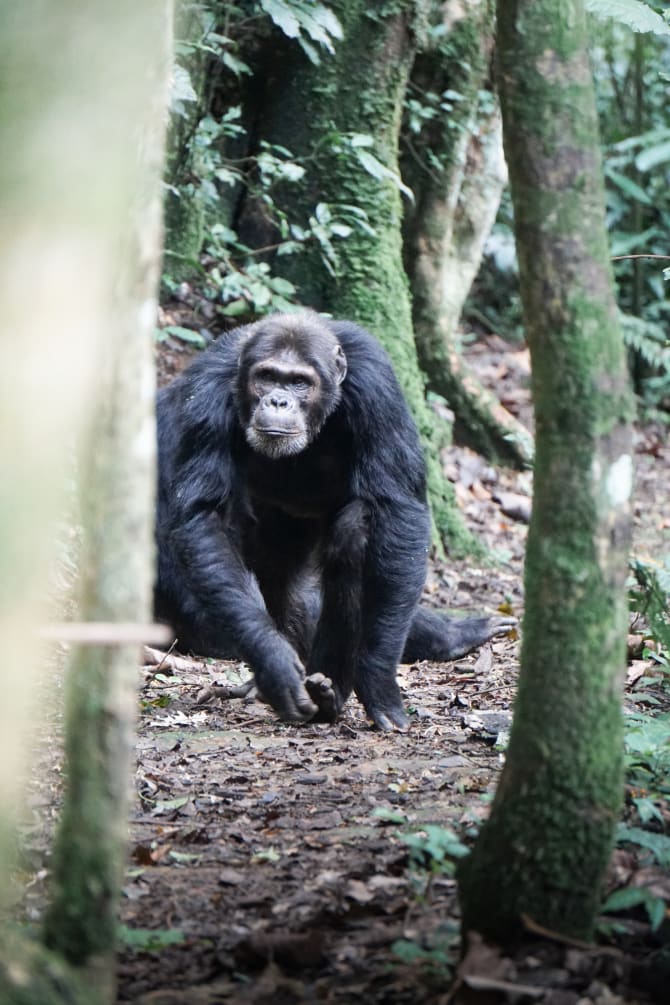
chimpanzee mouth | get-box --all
[246,426,309,458]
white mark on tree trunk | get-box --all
[605,454,633,508]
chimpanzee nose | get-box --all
[265,392,290,409]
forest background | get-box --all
[1,0,670,1003]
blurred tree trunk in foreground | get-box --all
[458,0,635,942]
[0,1,172,1002]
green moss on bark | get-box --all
[1,930,90,1005]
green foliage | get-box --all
[339,132,414,202]
[617,822,670,867]
[585,0,670,36]
[258,0,342,64]
[399,824,469,878]
[624,711,670,794]
[471,17,670,416]
[155,324,208,348]
[391,924,458,981]
[611,613,670,935]
[629,555,670,654]
[600,884,666,931]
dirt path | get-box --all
[119,588,518,1002]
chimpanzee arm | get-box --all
[168,507,318,723]
[156,383,319,725]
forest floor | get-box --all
[16,334,670,1004]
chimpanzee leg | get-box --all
[352,499,430,731]
[305,501,368,721]
[402,607,517,662]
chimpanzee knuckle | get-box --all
[256,666,316,722]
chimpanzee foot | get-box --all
[478,616,517,643]
[439,614,517,659]
[403,609,518,663]
[372,705,409,732]
[305,672,339,723]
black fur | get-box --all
[155,312,512,730]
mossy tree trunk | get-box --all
[458,0,635,942]
[240,0,476,554]
[403,0,532,468]
[163,4,211,281]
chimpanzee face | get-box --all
[237,315,347,459]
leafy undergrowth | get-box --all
[14,336,670,1004]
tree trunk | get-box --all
[42,8,171,996]
[239,0,476,554]
[0,1,171,999]
[458,0,634,942]
[163,4,210,280]
[403,0,532,468]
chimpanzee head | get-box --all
[236,313,348,459]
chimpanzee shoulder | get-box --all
[328,320,426,496]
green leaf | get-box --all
[161,325,207,348]
[349,133,375,148]
[585,0,670,35]
[601,886,667,932]
[118,925,185,953]
[154,795,190,813]
[617,823,670,866]
[220,299,248,317]
[221,51,252,76]
[355,150,414,202]
[170,64,197,107]
[605,167,653,205]
[636,140,670,172]
[601,886,652,912]
[259,0,300,38]
[610,225,659,256]
[647,897,666,931]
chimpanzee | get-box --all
[155,312,513,730]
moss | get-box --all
[0,929,92,1005]
[163,187,205,280]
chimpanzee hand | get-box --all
[254,639,318,723]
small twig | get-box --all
[611,254,670,262]
[194,680,256,705]
[144,639,178,673]
[521,913,623,956]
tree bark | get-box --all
[39,3,171,1001]
[458,0,634,942]
[403,0,532,468]
[163,4,210,280]
[0,1,172,1000]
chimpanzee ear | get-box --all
[334,344,347,385]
